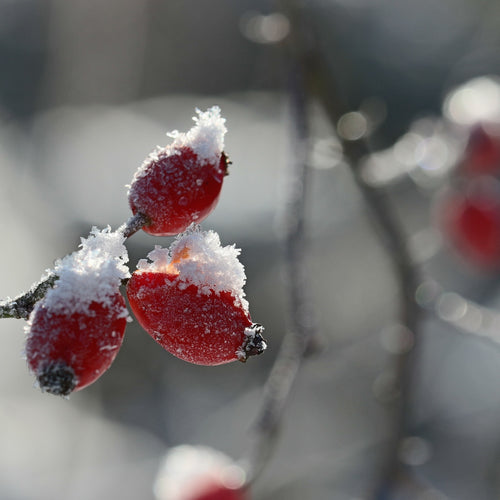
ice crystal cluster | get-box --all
[32,227,129,318]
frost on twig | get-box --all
[0,273,58,320]
[0,219,143,321]
[119,212,150,238]
[244,60,317,484]
[31,227,130,318]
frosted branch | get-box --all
[0,213,149,322]
[0,273,58,320]
[244,57,317,484]
[311,48,422,500]
[119,212,150,238]
[278,2,423,496]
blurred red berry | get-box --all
[438,178,500,268]
[461,123,500,177]
[154,445,247,500]
[189,481,247,500]
[26,293,127,395]
[128,107,229,236]
[126,228,266,366]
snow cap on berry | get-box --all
[34,227,130,317]
[137,225,248,307]
[154,444,245,500]
[168,106,227,164]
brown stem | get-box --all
[281,3,423,497]
[119,212,150,238]
[0,273,58,319]
[243,53,317,484]
[0,213,149,321]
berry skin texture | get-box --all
[129,147,228,236]
[127,270,264,366]
[126,227,266,366]
[438,179,500,269]
[26,293,127,396]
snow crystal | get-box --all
[168,106,227,164]
[137,225,247,305]
[32,227,130,317]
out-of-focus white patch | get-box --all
[240,11,290,44]
[444,76,500,126]
[154,444,245,500]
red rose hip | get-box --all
[128,107,229,236]
[127,227,266,366]
[25,227,130,395]
[26,294,127,395]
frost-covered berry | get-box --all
[128,107,229,236]
[25,228,130,395]
[26,295,127,395]
[126,226,266,366]
[154,445,247,500]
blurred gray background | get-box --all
[2,0,500,499]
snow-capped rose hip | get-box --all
[154,445,247,500]
[128,107,229,236]
[25,228,130,395]
[126,227,266,366]
[127,272,263,365]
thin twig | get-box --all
[281,3,423,497]
[0,273,58,319]
[0,213,148,321]
[119,212,150,238]
[243,48,317,483]
[346,139,422,500]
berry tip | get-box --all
[37,361,77,396]
[239,323,267,362]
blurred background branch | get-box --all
[244,50,316,485]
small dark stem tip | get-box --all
[120,212,150,239]
[37,360,77,397]
[240,323,267,362]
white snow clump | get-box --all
[168,106,227,164]
[137,225,247,304]
[35,227,130,316]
